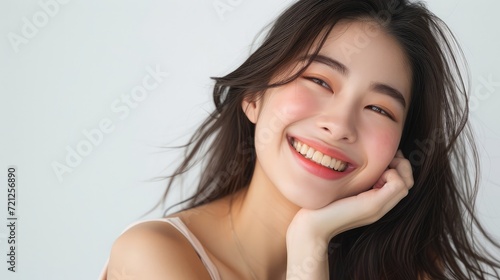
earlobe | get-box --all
[241,98,260,124]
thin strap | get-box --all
[162,217,221,280]
[98,217,221,280]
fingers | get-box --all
[369,150,413,213]
[317,172,409,236]
[372,169,409,209]
[389,150,414,190]
[363,151,413,217]
[395,149,404,158]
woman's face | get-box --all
[243,20,412,209]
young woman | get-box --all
[101,0,500,279]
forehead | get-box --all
[316,20,412,102]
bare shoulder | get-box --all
[106,220,212,280]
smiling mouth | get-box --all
[290,138,348,172]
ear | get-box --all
[241,96,261,124]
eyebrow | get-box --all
[313,55,349,76]
[310,54,407,109]
[370,83,407,109]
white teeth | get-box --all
[306,148,315,159]
[321,155,331,167]
[291,138,348,172]
[339,162,346,171]
[334,159,342,170]
[329,158,337,169]
[312,151,322,162]
[299,144,309,155]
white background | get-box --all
[0,0,499,279]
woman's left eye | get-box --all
[367,105,394,120]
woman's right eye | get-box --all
[305,77,332,91]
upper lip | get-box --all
[288,134,357,167]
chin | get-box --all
[285,190,340,210]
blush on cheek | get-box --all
[362,129,401,186]
[370,127,400,159]
[273,83,320,121]
[370,140,399,186]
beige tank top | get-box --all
[98,217,221,280]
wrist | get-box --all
[286,237,329,280]
[287,209,337,243]
[286,213,330,264]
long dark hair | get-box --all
[153,0,500,278]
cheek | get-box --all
[270,82,320,122]
[340,126,401,198]
[365,124,401,165]
[254,84,319,149]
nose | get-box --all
[316,99,357,143]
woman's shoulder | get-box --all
[105,218,213,280]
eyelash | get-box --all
[366,105,395,120]
[305,76,332,91]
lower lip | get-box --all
[288,139,352,180]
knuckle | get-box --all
[387,169,398,177]
[401,160,412,170]
[401,188,409,198]
[408,178,414,188]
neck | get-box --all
[230,161,300,279]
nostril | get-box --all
[320,126,356,143]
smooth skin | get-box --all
[106,20,414,280]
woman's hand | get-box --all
[285,150,414,280]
